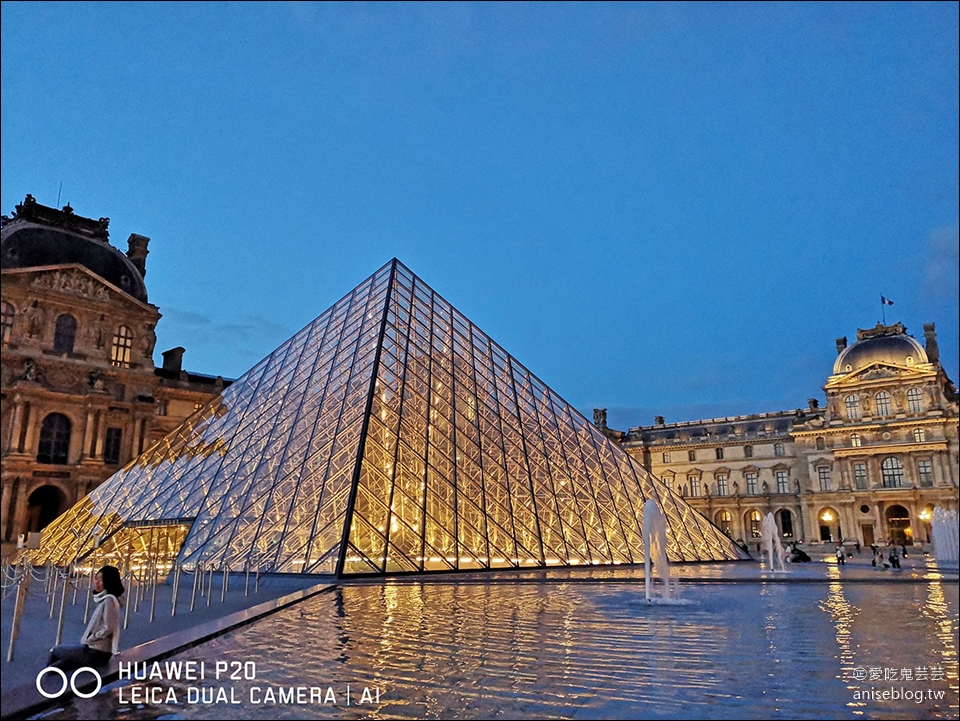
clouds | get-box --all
[155,307,296,379]
[922,225,960,305]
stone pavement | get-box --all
[0,567,323,693]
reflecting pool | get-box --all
[37,565,959,720]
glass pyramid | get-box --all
[34,259,747,576]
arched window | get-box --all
[1,301,14,345]
[779,509,794,538]
[907,388,924,413]
[715,447,724,460]
[774,442,785,457]
[850,433,861,447]
[743,445,753,458]
[111,325,134,367]
[845,395,861,420]
[37,413,71,464]
[748,510,762,538]
[913,428,925,443]
[816,436,825,450]
[881,457,905,488]
[875,391,891,416]
[53,314,77,353]
[715,510,732,535]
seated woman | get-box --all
[47,565,125,671]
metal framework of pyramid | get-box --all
[36,259,747,576]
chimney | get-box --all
[835,337,847,355]
[654,415,665,426]
[126,233,150,278]
[162,347,185,373]
[923,323,940,363]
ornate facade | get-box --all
[614,322,959,548]
[1,195,230,546]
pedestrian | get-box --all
[47,565,125,671]
[836,545,845,565]
[855,541,861,554]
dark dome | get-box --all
[1,224,147,302]
[834,332,926,375]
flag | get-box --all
[881,295,894,306]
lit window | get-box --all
[749,510,762,538]
[715,447,724,460]
[913,428,925,443]
[850,433,861,447]
[111,325,133,368]
[917,459,933,487]
[816,436,825,450]
[37,413,71,464]
[881,457,905,488]
[907,388,924,413]
[662,452,670,463]
[818,466,831,491]
[746,472,758,495]
[776,470,789,494]
[1,301,13,345]
[875,391,891,416]
[155,400,168,416]
[845,394,861,420]
[687,449,696,462]
[853,463,868,490]
[716,473,728,496]
[688,475,701,497]
[774,442,785,457]
[53,314,77,353]
[716,510,732,535]
[104,427,123,465]
[744,445,753,458]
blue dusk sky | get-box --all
[2,2,957,430]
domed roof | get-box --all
[833,323,927,375]
[1,195,148,303]
[2,225,148,303]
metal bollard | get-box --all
[83,568,94,623]
[123,567,133,630]
[149,559,159,623]
[206,565,213,607]
[48,566,61,619]
[255,567,260,594]
[6,566,31,662]
[54,566,71,646]
[244,563,251,597]
[171,564,182,617]
[220,565,229,603]
[190,562,201,613]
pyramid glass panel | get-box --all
[32,259,747,576]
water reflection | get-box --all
[40,567,958,720]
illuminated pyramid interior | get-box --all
[35,259,747,576]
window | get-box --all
[850,433,861,447]
[881,457,905,488]
[716,473,728,496]
[156,400,168,416]
[688,449,696,462]
[688,475,701,497]
[875,391,891,416]
[917,460,934,487]
[780,510,794,538]
[104,427,123,465]
[774,442,785,457]
[776,470,789,494]
[816,436,825,450]
[818,466,831,491]
[749,510,762,538]
[53,314,77,353]
[913,428,925,443]
[907,388,924,413]
[662,452,670,463]
[853,463,868,490]
[717,511,732,535]
[845,394,861,420]
[37,413,71,464]
[715,447,724,460]
[1,301,13,345]
[111,325,134,368]
[746,472,758,495]
[744,445,753,458]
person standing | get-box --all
[47,565,125,671]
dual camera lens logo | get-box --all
[35,666,102,699]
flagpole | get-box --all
[882,297,886,324]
